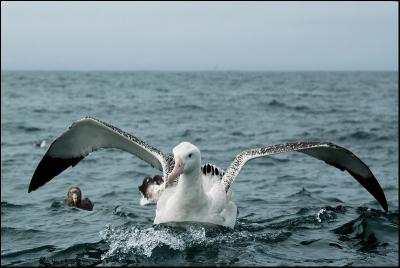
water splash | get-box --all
[316,208,326,223]
[99,221,294,262]
[316,208,337,223]
[99,224,207,259]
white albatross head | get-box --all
[168,142,201,182]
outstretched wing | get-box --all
[221,141,388,211]
[28,116,175,192]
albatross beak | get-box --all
[168,157,184,183]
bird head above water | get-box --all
[66,186,82,206]
[64,186,94,211]
[168,142,202,182]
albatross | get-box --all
[28,117,388,228]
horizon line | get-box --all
[1,69,398,72]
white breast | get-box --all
[153,172,237,228]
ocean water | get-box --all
[1,71,398,266]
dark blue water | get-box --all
[1,71,398,266]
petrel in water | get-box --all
[64,186,94,211]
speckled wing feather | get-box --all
[221,141,388,211]
[28,117,175,192]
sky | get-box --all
[1,1,398,71]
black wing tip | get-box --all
[382,202,389,212]
[376,193,389,212]
[28,176,43,193]
[28,184,35,193]
[321,149,388,213]
[376,184,389,212]
[28,154,84,193]
[371,182,389,212]
[347,170,389,213]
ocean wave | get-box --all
[267,205,348,230]
[373,135,392,142]
[2,201,23,208]
[295,205,345,215]
[267,99,286,107]
[1,226,46,236]
[33,108,49,113]
[38,242,106,267]
[175,104,204,111]
[101,191,118,198]
[113,206,139,218]
[348,130,375,140]
[300,238,321,245]
[267,214,323,230]
[293,105,311,112]
[338,131,391,142]
[17,125,42,132]
[1,201,32,209]
[230,131,245,137]
[155,87,170,93]
[333,207,398,252]
[260,99,315,113]
[99,222,293,261]
[321,197,344,204]
[288,187,313,197]
[1,245,57,258]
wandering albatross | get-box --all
[28,117,388,228]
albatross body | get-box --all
[154,142,237,228]
[28,117,388,229]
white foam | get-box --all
[99,224,207,259]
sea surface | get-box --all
[1,71,398,266]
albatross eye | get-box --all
[188,153,192,158]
